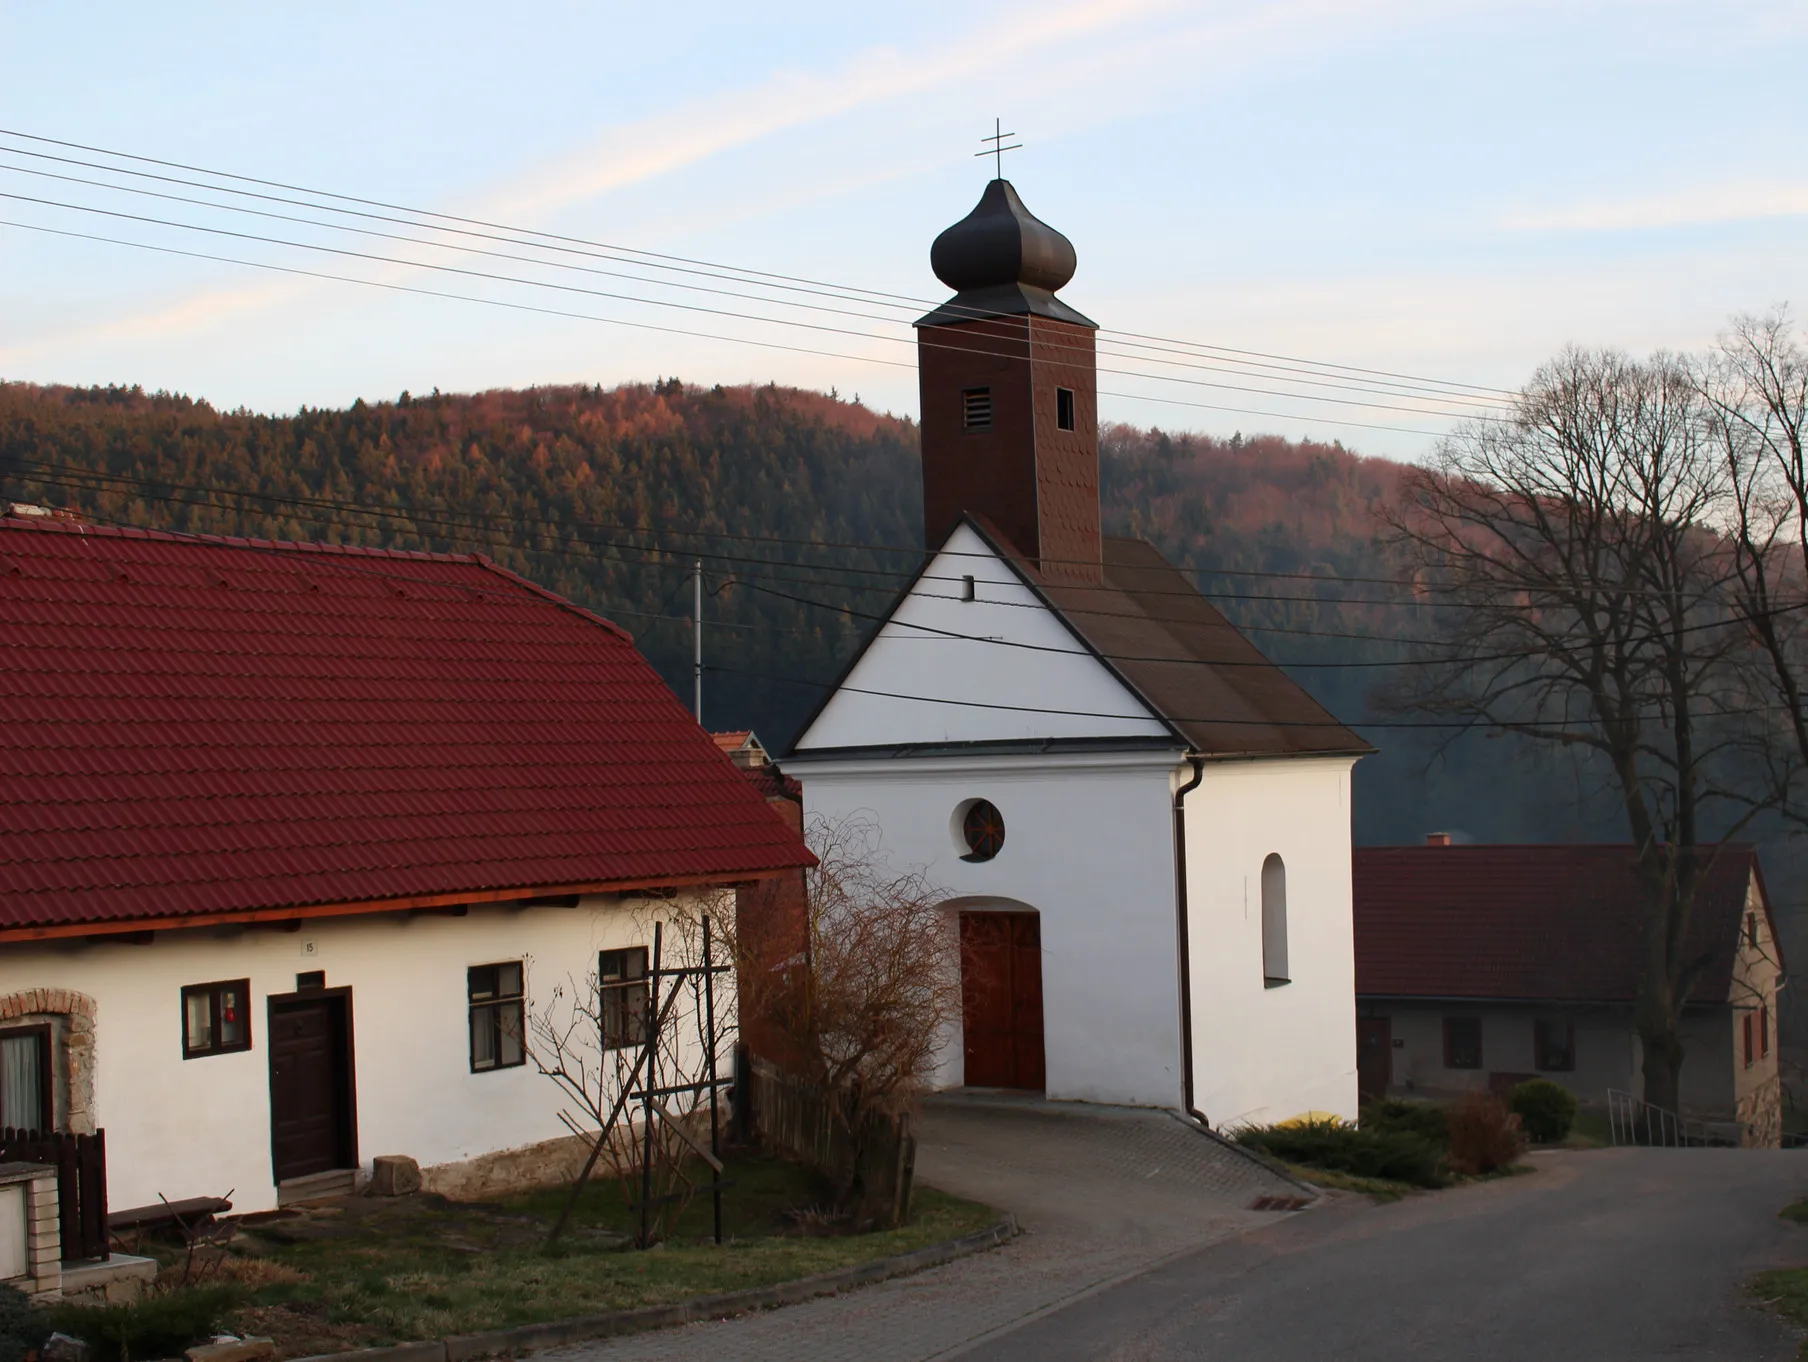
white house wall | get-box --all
[788,749,1185,1107]
[795,523,1170,750]
[0,892,728,1214]
[1184,757,1360,1128]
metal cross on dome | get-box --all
[975,118,1022,179]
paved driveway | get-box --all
[978,1147,1808,1361]
[550,1095,1303,1362]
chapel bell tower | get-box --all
[916,180,1102,584]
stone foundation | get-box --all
[1739,1076,1783,1148]
[418,1133,596,1202]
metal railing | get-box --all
[1606,1090,1739,1148]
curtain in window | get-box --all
[0,1034,43,1132]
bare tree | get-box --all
[1386,346,1789,1111]
[526,896,735,1246]
[1701,311,1808,788]
[732,811,960,1207]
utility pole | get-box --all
[693,559,703,723]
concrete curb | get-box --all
[1163,1110,1324,1201]
[291,1215,1020,1362]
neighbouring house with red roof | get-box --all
[711,731,771,770]
[0,517,812,1214]
[1353,841,1784,1146]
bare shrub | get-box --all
[526,897,735,1245]
[1446,1092,1527,1175]
[733,812,960,1208]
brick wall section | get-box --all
[24,1170,59,1300]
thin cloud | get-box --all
[2,0,1180,367]
[1504,183,1808,234]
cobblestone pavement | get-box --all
[546,1095,1303,1362]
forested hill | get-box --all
[0,378,1615,848]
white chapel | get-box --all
[781,178,1370,1128]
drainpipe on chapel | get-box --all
[1172,755,1207,1127]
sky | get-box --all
[2,0,1806,462]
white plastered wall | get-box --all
[0,891,730,1214]
[787,749,1186,1108]
[796,522,1169,749]
[1184,757,1360,1128]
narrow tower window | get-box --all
[1261,853,1289,987]
[962,387,993,430]
[1056,387,1075,431]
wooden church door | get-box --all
[959,912,1046,1091]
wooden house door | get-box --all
[1357,1016,1391,1101]
[268,991,357,1183]
[960,912,1046,1091]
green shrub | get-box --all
[0,1283,46,1362]
[1447,1092,1527,1174]
[1510,1079,1579,1144]
[1233,1118,1445,1188]
[46,1284,242,1362]
[1361,1098,1450,1149]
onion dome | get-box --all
[931,180,1077,293]
[917,180,1095,329]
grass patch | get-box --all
[137,1152,995,1358]
[1560,1107,1613,1149]
[1781,1198,1808,1226]
[1751,1268,1808,1358]
[1271,1161,1418,1202]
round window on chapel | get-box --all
[960,799,1006,863]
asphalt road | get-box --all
[967,1148,1808,1361]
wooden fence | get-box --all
[0,1128,108,1261]
[748,1060,914,1228]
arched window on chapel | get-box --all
[1262,853,1290,988]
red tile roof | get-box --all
[1353,844,1772,1004]
[0,519,812,938]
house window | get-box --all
[181,980,251,1059]
[1761,1005,1771,1059]
[0,1026,50,1132]
[959,799,1006,862]
[1749,912,1759,948]
[1443,1017,1482,1070]
[1056,387,1076,431]
[600,948,651,1050]
[1744,1013,1755,1068]
[963,387,993,430]
[1261,853,1289,987]
[1534,1019,1575,1072]
[468,962,525,1072]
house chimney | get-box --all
[914,180,1102,583]
[1425,832,1452,847]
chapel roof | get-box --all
[0,517,812,939]
[917,180,1096,329]
[977,515,1371,759]
[1353,843,1775,1004]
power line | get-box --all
[8,459,1783,677]
[0,153,1516,417]
[3,450,1754,615]
[0,453,1520,613]
[0,188,1510,428]
[0,125,1515,405]
[0,214,1467,441]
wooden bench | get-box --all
[107,1195,233,1237]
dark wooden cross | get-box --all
[975,118,1021,179]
